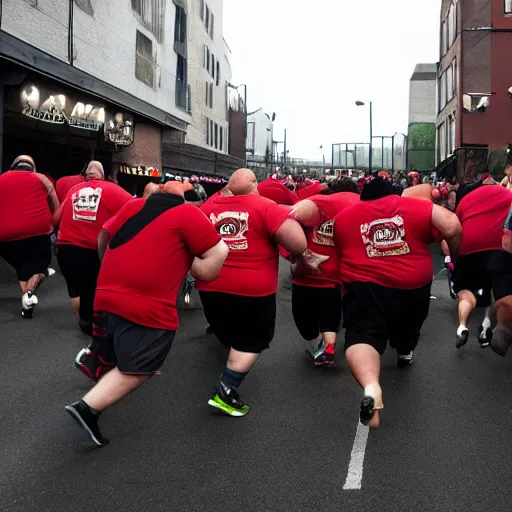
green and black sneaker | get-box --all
[208,385,249,417]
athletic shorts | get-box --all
[452,250,512,306]
[0,234,51,281]
[106,313,175,374]
[199,291,276,353]
[292,283,342,341]
[342,281,432,356]
[56,244,101,324]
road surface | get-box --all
[1,258,512,512]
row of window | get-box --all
[203,45,221,85]
[205,82,213,108]
[438,116,457,163]
[199,0,214,39]
[440,1,458,58]
[438,58,458,113]
[205,117,226,151]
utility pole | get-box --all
[369,101,373,174]
[283,129,287,169]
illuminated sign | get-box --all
[20,86,104,131]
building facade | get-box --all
[0,0,195,195]
[246,108,273,178]
[436,0,512,179]
[408,63,437,171]
[161,0,245,177]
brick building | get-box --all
[436,0,512,180]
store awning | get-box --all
[119,165,161,178]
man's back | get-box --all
[334,195,435,290]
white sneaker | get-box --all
[22,291,38,309]
[47,268,56,277]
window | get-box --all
[216,61,220,86]
[175,6,187,43]
[135,30,154,88]
[210,12,214,38]
[449,116,456,154]
[447,6,454,46]
[211,54,215,78]
[506,0,512,14]
[205,82,213,108]
[214,123,218,149]
[438,123,446,162]
[177,55,187,82]
[204,45,211,70]
[441,20,447,56]
[453,58,458,96]
[205,5,210,32]
[131,0,164,42]
[200,0,204,20]
[447,65,453,102]
[220,126,223,151]
[206,117,210,145]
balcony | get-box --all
[176,79,191,113]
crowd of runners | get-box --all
[1,154,512,447]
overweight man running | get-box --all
[65,181,228,446]
[196,168,320,416]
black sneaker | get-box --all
[360,396,375,426]
[456,328,469,349]
[75,347,114,382]
[21,308,33,319]
[208,385,249,417]
[397,351,414,368]
[477,325,492,348]
[65,401,109,446]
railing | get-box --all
[175,80,191,113]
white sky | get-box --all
[223,0,441,160]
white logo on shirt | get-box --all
[360,215,410,257]
[210,211,249,250]
[312,220,335,247]
[72,187,103,222]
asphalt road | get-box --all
[1,258,512,512]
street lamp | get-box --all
[319,145,326,173]
[356,100,373,174]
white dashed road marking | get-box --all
[343,421,370,490]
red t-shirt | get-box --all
[57,180,132,250]
[195,193,289,296]
[258,179,298,205]
[334,195,435,289]
[0,171,53,241]
[297,182,326,199]
[56,175,86,202]
[456,185,512,256]
[95,200,221,330]
[293,192,360,288]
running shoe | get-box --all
[397,351,414,368]
[456,328,469,349]
[313,340,335,367]
[21,291,37,319]
[75,347,114,382]
[208,386,249,417]
[477,325,492,348]
[65,401,109,447]
[47,268,56,277]
[360,384,383,427]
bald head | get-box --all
[227,168,258,196]
[85,161,105,181]
[11,155,36,172]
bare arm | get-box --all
[36,173,60,213]
[274,218,308,255]
[190,240,229,281]
[431,204,462,263]
[98,229,110,262]
[289,200,321,227]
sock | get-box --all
[81,399,101,417]
[220,368,248,394]
[482,316,491,330]
[457,324,468,336]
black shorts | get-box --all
[452,250,512,306]
[292,283,342,340]
[56,244,101,323]
[342,281,432,356]
[106,313,175,374]
[0,234,52,281]
[199,291,276,353]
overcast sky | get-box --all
[223,0,441,161]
